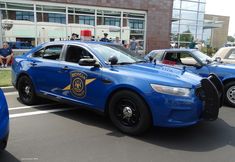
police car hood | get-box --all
[118,63,202,88]
[208,63,235,76]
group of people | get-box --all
[0,42,13,68]
[0,33,139,68]
[69,32,139,52]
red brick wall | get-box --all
[39,0,173,52]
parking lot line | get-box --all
[10,107,76,118]
[4,91,18,96]
[9,103,58,111]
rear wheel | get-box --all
[108,90,152,135]
[0,133,9,151]
[18,76,37,105]
[224,81,235,107]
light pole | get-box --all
[0,9,3,47]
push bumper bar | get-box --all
[196,73,224,121]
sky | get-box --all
[205,0,235,36]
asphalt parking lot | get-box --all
[1,89,235,162]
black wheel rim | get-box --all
[19,79,33,102]
[115,98,140,127]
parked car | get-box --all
[145,48,235,107]
[12,41,223,135]
[0,89,9,150]
[8,41,34,49]
[212,47,235,64]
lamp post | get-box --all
[0,9,3,47]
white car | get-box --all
[213,47,235,64]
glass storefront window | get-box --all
[68,8,95,15]
[104,18,120,27]
[79,16,95,26]
[48,13,66,24]
[180,20,197,26]
[16,11,34,22]
[1,2,146,51]
[129,20,144,29]
[181,10,198,20]
[181,1,199,11]
[6,2,33,11]
[180,25,197,35]
[123,12,145,19]
[199,3,205,13]
[97,10,121,17]
[198,13,204,21]
[172,9,180,19]
[36,5,66,13]
[173,0,181,9]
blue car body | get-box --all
[146,49,235,107]
[11,42,223,134]
[0,89,9,150]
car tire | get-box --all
[0,133,9,151]
[224,81,235,107]
[108,90,152,135]
[18,76,37,105]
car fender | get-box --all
[104,83,153,118]
[221,75,235,85]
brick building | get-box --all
[0,0,173,52]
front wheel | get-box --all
[224,81,235,107]
[18,76,38,105]
[108,90,152,135]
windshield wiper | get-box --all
[117,62,134,65]
[135,60,147,63]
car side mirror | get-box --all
[215,57,222,63]
[79,58,100,67]
[108,55,118,65]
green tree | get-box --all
[227,36,235,42]
[180,30,193,42]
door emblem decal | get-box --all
[62,71,96,98]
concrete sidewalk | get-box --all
[1,86,16,93]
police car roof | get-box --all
[150,48,198,53]
[45,40,113,46]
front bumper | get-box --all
[196,73,223,121]
[146,74,223,127]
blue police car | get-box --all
[146,49,235,107]
[12,41,223,135]
[0,89,9,150]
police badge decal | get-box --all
[70,71,87,98]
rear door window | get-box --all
[33,45,63,60]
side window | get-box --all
[179,52,198,66]
[163,52,180,65]
[65,45,93,63]
[228,49,235,59]
[32,45,63,60]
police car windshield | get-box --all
[90,44,145,64]
[192,50,213,64]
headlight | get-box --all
[150,84,191,97]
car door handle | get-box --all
[62,66,69,70]
[30,62,37,66]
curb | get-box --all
[0,86,16,93]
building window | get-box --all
[79,16,95,26]
[129,20,144,29]
[16,11,34,21]
[48,13,65,24]
[104,18,120,27]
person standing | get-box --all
[129,37,138,52]
[100,33,110,42]
[113,37,122,45]
[70,33,79,40]
[0,42,13,68]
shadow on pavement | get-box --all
[48,107,235,152]
[0,150,20,162]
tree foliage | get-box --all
[227,36,235,42]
